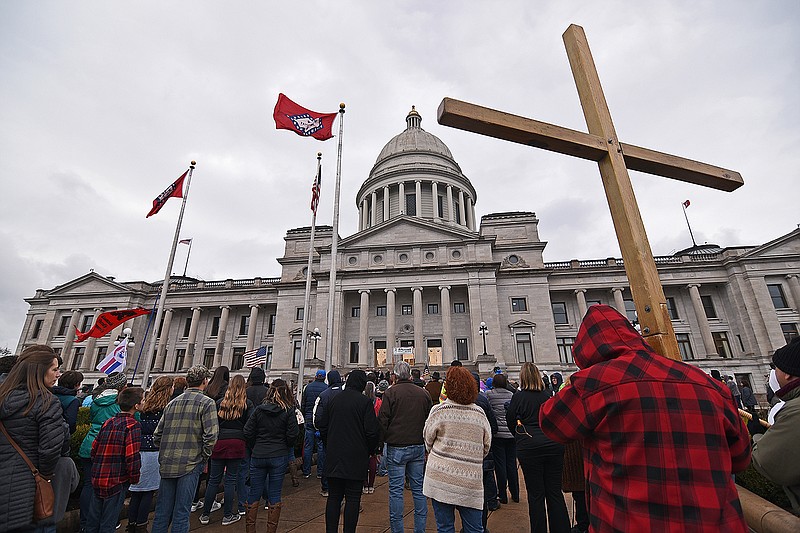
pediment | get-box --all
[741,229,800,259]
[46,272,135,297]
[508,319,536,329]
[339,216,478,250]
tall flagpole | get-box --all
[182,239,193,277]
[324,104,345,372]
[682,201,697,247]
[140,161,196,387]
[297,153,321,404]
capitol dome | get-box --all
[356,107,477,232]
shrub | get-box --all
[76,405,90,427]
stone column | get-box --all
[385,288,396,366]
[213,305,231,368]
[81,308,104,371]
[359,200,365,230]
[415,180,422,217]
[469,197,477,231]
[359,290,370,366]
[62,309,81,370]
[687,284,717,356]
[439,286,452,362]
[575,289,588,320]
[458,189,466,226]
[611,287,626,315]
[446,185,454,222]
[787,274,800,311]
[370,191,377,227]
[465,197,474,230]
[246,304,259,352]
[399,182,406,214]
[383,186,390,222]
[153,308,174,371]
[412,287,424,364]
[184,307,202,369]
[431,182,439,219]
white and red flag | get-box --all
[147,171,187,217]
[273,93,337,141]
[97,342,127,374]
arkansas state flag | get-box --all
[147,171,187,218]
[75,307,151,343]
[273,93,337,140]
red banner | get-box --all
[273,93,337,141]
[75,308,151,342]
[146,171,187,218]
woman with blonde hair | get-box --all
[506,362,569,533]
[126,375,173,532]
[199,374,253,526]
[243,379,299,533]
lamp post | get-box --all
[479,321,488,356]
[309,327,322,360]
[114,328,135,384]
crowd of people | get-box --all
[1,303,799,532]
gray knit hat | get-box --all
[186,364,211,385]
[105,371,127,390]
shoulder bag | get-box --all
[0,419,55,521]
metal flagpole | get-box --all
[324,104,345,372]
[297,153,321,404]
[682,201,697,247]
[141,161,196,387]
[182,239,192,277]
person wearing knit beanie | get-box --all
[105,371,127,390]
[772,337,800,383]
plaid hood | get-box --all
[573,304,654,370]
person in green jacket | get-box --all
[78,371,127,531]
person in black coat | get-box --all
[316,369,380,533]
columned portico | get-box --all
[359,289,370,366]
[385,288,396,365]
[62,309,81,370]
[246,304,259,352]
[412,287,424,363]
[575,289,588,319]
[153,308,174,371]
[787,274,800,311]
[214,305,230,368]
[611,287,626,314]
[687,284,716,356]
[184,306,202,369]
[439,286,452,361]
[81,308,103,371]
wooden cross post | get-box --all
[437,24,743,361]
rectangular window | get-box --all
[268,314,276,335]
[556,337,574,364]
[203,348,215,368]
[266,346,273,368]
[71,348,85,370]
[210,316,220,337]
[623,299,637,323]
[183,317,192,338]
[296,307,304,321]
[516,333,534,363]
[80,315,94,332]
[173,349,186,372]
[666,297,679,320]
[427,303,439,315]
[95,347,107,367]
[402,304,413,315]
[781,323,799,343]
[376,305,387,316]
[239,315,250,336]
[701,295,717,319]
[351,307,360,318]
[455,338,469,361]
[57,316,71,336]
[437,195,444,218]
[31,319,43,340]
[293,340,302,368]
[453,302,466,314]
[406,193,416,216]
[712,332,731,358]
[768,284,789,309]
[231,347,245,371]
[676,333,694,360]
[453,199,460,223]
[552,302,568,325]
[349,342,359,364]
[511,297,528,312]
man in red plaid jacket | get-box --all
[540,304,750,532]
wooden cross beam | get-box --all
[437,24,743,361]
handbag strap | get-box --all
[0,419,40,475]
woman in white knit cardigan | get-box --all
[423,366,492,533]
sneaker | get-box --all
[238,507,246,516]
[362,487,369,494]
[209,501,222,513]
[264,502,269,510]
[368,487,375,494]
[191,501,203,512]
[222,514,242,526]
[320,490,329,497]
[198,514,210,525]
[304,473,311,479]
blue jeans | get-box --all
[431,499,483,533]
[86,486,128,533]
[237,450,250,511]
[378,443,388,476]
[79,457,92,531]
[248,455,289,505]
[203,458,240,517]
[303,426,325,477]
[387,444,427,533]
[151,462,204,533]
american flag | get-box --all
[311,163,322,214]
[244,346,267,368]
[423,363,430,379]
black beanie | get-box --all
[773,337,800,377]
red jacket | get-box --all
[91,412,141,498]
[539,305,750,532]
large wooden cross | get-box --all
[437,24,743,361]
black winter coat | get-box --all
[243,402,298,459]
[316,377,380,480]
[506,389,563,458]
[0,388,68,532]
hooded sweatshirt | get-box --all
[539,304,750,533]
[244,399,299,459]
[79,389,120,458]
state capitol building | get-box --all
[14,108,800,393]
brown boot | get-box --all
[266,502,282,533]
[289,458,300,487]
[245,502,259,533]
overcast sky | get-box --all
[1,1,798,350]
